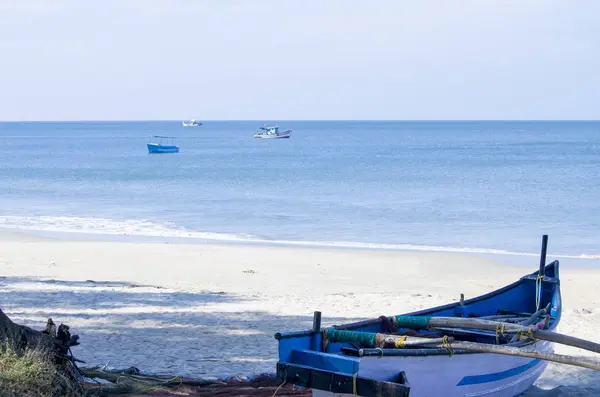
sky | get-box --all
[0,0,599,121]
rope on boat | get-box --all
[375,347,384,357]
[517,328,536,342]
[441,335,454,357]
[495,322,506,344]
[535,273,544,311]
[271,380,287,396]
[394,335,407,348]
[352,372,358,396]
[321,330,329,350]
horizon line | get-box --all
[1,119,600,123]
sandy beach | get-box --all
[0,231,598,396]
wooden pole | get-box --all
[520,304,550,326]
[509,304,550,343]
[539,234,548,276]
[374,335,454,348]
[325,329,452,348]
[312,311,322,333]
[311,311,323,352]
[435,340,600,371]
[392,316,600,354]
[537,234,549,311]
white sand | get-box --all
[0,231,598,394]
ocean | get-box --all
[1,120,598,265]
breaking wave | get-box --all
[0,215,597,260]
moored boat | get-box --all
[254,124,292,139]
[182,119,202,127]
[147,135,179,153]
[275,236,564,397]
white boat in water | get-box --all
[182,119,202,127]
[254,124,292,139]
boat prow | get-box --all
[274,236,563,397]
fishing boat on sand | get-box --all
[147,135,179,154]
[275,236,600,397]
[182,119,202,127]
[254,124,292,139]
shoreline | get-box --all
[1,228,598,270]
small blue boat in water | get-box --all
[275,236,563,397]
[147,135,179,153]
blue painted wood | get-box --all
[147,135,179,153]
[147,143,179,153]
[291,349,359,374]
[456,359,541,386]
[274,259,562,397]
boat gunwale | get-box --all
[275,260,561,340]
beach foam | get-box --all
[0,215,597,260]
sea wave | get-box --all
[0,215,597,260]
[0,215,248,241]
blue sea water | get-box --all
[0,120,598,263]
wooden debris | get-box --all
[81,368,311,397]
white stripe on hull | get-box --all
[313,341,552,397]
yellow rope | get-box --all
[495,322,505,344]
[353,372,358,396]
[441,335,454,357]
[518,328,536,342]
[394,335,407,348]
[322,330,329,351]
[535,273,544,311]
[375,347,384,357]
[271,380,286,396]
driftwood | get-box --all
[0,308,80,360]
[0,307,82,395]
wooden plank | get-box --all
[276,362,410,397]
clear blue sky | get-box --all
[1,0,598,121]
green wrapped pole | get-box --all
[391,316,432,330]
[325,328,452,348]
[327,329,376,347]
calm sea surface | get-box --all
[1,121,598,263]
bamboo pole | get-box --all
[519,304,550,326]
[375,334,453,348]
[327,328,600,371]
[434,340,600,371]
[325,329,452,348]
[392,316,600,354]
[509,304,550,343]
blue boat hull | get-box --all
[275,260,562,397]
[147,143,179,153]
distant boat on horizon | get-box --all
[147,135,179,153]
[182,119,202,127]
[254,124,292,139]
